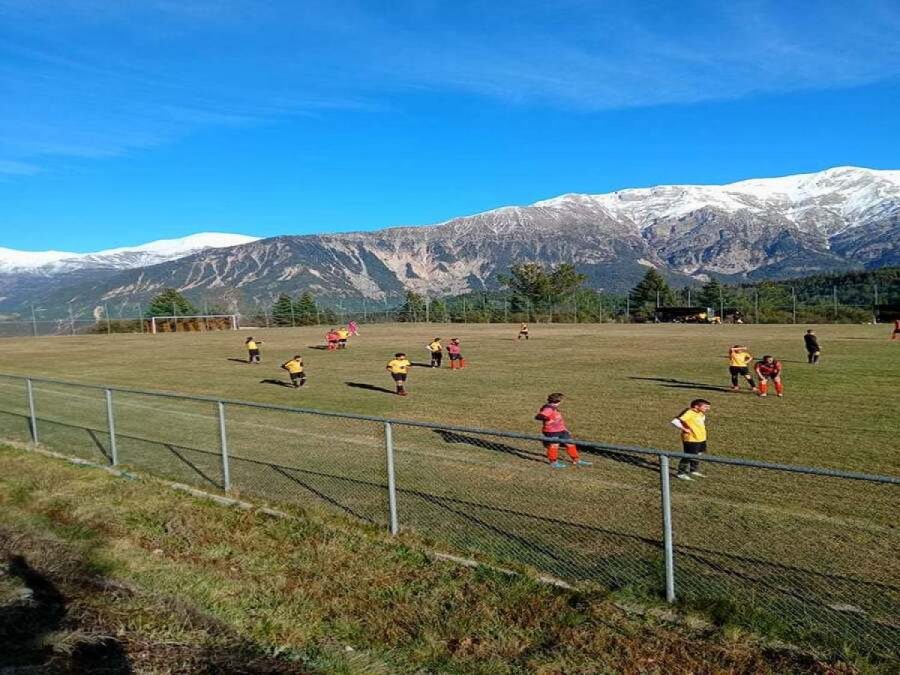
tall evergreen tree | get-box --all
[271,294,296,326]
[629,269,674,308]
[146,289,196,317]
[295,292,319,325]
[397,291,426,322]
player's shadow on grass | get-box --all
[409,362,434,368]
[227,358,251,364]
[259,379,297,388]
[433,429,546,464]
[345,382,396,395]
[629,376,731,393]
[433,429,659,472]
[307,345,330,350]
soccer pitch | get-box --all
[0,322,897,655]
[0,322,895,474]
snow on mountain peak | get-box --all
[529,166,899,230]
[0,232,260,275]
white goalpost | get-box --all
[149,314,239,334]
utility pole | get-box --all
[30,304,37,338]
[626,296,630,322]
[687,288,691,306]
[791,287,797,324]
[362,297,368,322]
[504,299,508,323]
[68,302,75,336]
[874,283,879,323]
[719,287,724,322]
[104,303,112,335]
[833,284,838,321]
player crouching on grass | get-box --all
[386,353,411,396]
[534,393,592,469]
[281,355,306,388]
[245,337,263,364]
[727,345,757,392]
[670,399,711,481]
[755,355,783,398]
[427,338,443,368]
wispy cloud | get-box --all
[1,0,899,171]
[0,159,40,176]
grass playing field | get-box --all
[0,323,897,658]
[0,322,895,473]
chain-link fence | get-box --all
[0,373,896,659]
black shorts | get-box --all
[289,372,304,381]
[391,373,407,382]
[729,366,749,376]
[339,339,347,344]
[430,351,442,359]
[542,429,572,447]
[682,441,707,455]
[249,349,260,358]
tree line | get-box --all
[138,264,898,327]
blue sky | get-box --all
[2,0,900,252]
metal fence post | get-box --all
[105,388,118,466]
[25,378,38,445]
[659,455,676,603]
[217,401,231,491]
[384,422,399,535]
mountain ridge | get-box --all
[1,166,897,316]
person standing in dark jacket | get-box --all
[804,330,821,364]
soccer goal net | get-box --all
[149,315,238,334]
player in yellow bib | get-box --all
[427,338,443,368]
[245,337,263,364]
[670,398,711,480]
[386,353,411,396]
[281,355,306,388]
[727,345,757,392]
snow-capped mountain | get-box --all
[1,167,897,317]
[0,233,260,275]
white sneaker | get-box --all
[690,471,707,478]
[675,473,693,481]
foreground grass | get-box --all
[0,445,864,674]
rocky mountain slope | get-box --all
[2,167,897,316]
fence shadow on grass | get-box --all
[164,444,222,489]
[86,428,112,463]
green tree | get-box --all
[271,294,296,326]
[629,269,674,316]
[397,291,426,322]
[697,279,733,311]
[429,298,448,323]
[295,292,319,325]
[146,289,197,317]
[500,262,587,310]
